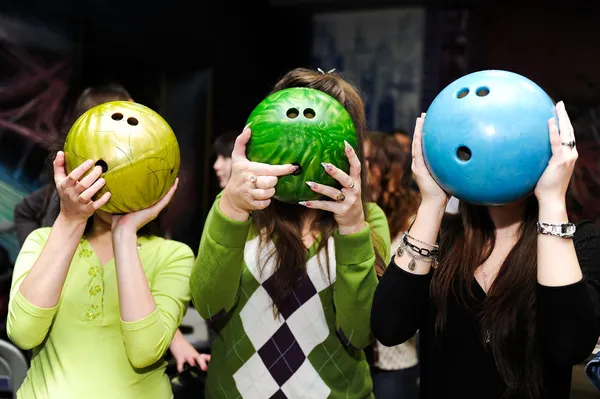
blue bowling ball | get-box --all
[422,70,556,206]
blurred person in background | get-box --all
[212,130,238,189]
[364,131,421,399]
[393,128,411,153]
[11,84,209,374]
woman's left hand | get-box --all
[112,178,179,234]
[534,101,578,208]
[300,140,366,235]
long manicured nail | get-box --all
[299,201,310,207]
[321,162,333,171]
[306,181,315,189]
[344,140,353,152]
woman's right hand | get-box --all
[53,151,111,222]
[220,124,299,221]
[411,113,449,207]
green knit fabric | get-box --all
[191,196,390,398]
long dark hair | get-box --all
[364,131,421,240]
[252,68,387,315]
[47,85,163,237]
[432,195,542,397]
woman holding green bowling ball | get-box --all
[371,105,600,399]
[191,68,390,398]
[7,151,195,396]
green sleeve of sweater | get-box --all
[190,193,252,320]
[332,203,391,349]
[7,228,57,350]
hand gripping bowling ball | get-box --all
[245,87,357,203]
[63,101,180,214]
[422,70,556,205]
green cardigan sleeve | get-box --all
[7,228,57,350]
[190,194,252,320]
[332,203,391,349]
[121,241,194,369]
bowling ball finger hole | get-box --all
[127,117,139,126]
[476,87,490,97]
[457,88,469,99]
[286,108,299,119]
[95,159,108,173]
[303,108,316,119]
[456,146,472,162]
[111,113,123,121]
[291,163,302,175]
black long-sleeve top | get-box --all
[13,184,59,247]
[371,221,600,399]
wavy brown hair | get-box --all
[432,195,543,398]
[252,68,387,315]
[364,131,421,240]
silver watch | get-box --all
[536,222,576,238]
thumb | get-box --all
[231,123,252,162]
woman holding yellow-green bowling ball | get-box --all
[7,102,198,399]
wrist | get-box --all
[219,192,250,221]
[111,226,138,242]
[538,201,569,223]
[418,199,448,220]
[55,212,87,231]
[338,221,366,235]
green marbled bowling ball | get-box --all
[64,101,180,214]
[246,88,357,203]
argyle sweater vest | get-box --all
[191,196,390,399]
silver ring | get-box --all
[249,175,258,188]
[561,141,576,148]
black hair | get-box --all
[212,130,239,158]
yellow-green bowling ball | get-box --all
[63,101,180,214]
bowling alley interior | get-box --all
[0,0,599,398]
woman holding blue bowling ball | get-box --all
[371,103,600,398]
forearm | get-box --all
[393,199,446,275]
[537,202,582,287]
[372,263,430,346]
[333,225,380,349]
[18,213,85,307]
[170,328,185,348]
[191,198,250,320]
[113,229,157,322]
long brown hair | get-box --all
[252,68,387,315]
[364,131,421,240]
[432,195,543,398]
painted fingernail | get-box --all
[306,181,315,188]
[321,162,333,171]
[299,201,310,207]
[291,164,300,172]
[344,140,353,151]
